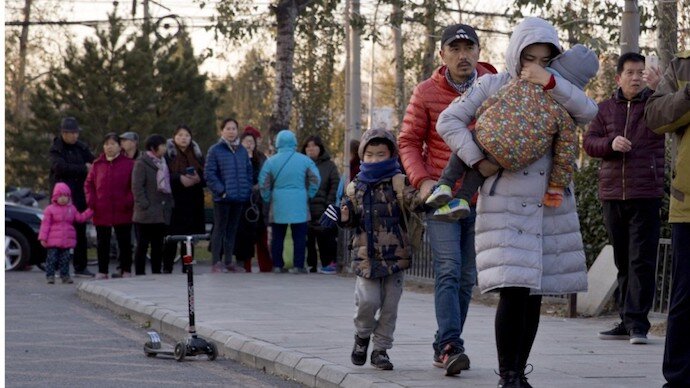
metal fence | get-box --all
[653,238,673,315]
[337,230,675,316]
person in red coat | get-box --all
[397,24,496,376]
[85,133,136,279]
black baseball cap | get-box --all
[441,24,480,47]
[60,117,81,132]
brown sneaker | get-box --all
[61,276,74,284]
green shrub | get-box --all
[574,160,608,268]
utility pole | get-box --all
[344,0,352,180]
[350,0,362,139]
[368,2,381,130]
[392,0,404,129]
[620,0,640,54]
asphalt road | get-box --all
[5,268,304,388]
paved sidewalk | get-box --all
[78,271,666,387]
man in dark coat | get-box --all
[584,52,665,344]
[49,117,95,277]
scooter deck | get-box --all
[143,330,175,357]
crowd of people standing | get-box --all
[46,116,344,279]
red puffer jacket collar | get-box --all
[399,62,497,188]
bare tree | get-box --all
[268,0,310,135]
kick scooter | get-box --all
[143,233,217,362]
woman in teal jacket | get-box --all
[259,130,321,273]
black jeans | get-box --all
[73,223,88,272]
[663,223,690,386]
[495,287,542,374]
[438,153,486,203]
[96,224,132,275]
[134,223,166,275]
[306,223,337,271]
[211,201,243,266]
[602,198,661,334]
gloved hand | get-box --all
[542,186,565,207]
[319,204,340,229]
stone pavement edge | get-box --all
[77,272,666,388]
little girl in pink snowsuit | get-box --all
[38,182,93,284]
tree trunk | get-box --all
[269,0,304,136]
[420,0,437,82]
[392,0,405,128]
[14,0,33,122]
[620,0,640,54]
[657,1,678,71]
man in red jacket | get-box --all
[584,52,664,346]
[398,23,496,376]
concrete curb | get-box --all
[77,282,399,387]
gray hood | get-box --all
[505,17,562,78]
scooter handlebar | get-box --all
[164,234,210,243]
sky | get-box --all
[4,0,519,79]
[4,0,273,77]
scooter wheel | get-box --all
[144,344,157,357]
[174,342,186,362]
[207,342,218,361]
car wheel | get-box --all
[5,227,31,271]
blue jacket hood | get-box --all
[275,130,297,152]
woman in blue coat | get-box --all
[259,130,320,273]
[205,118,253,273]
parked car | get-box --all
[5,203,46,271]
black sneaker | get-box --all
[46,277,55,284]
[629,330,648,344]
[370,349,393,370]
[497,370,521,388]
[440,344,470,376]
[598,321,629,340]
[351,334,369,366]
[61,276,74,284]
[519,364,534,388]
[74,269,95,278]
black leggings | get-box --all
[495,287,542,374]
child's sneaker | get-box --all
[288,267,308,274]
[432,198,470,221]
[351,334,370,366]
[46,277,55,284]
[61,276,74,284]
[370,349,394,370]
[425,184,453,208]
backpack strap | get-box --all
[391,173,410,230]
